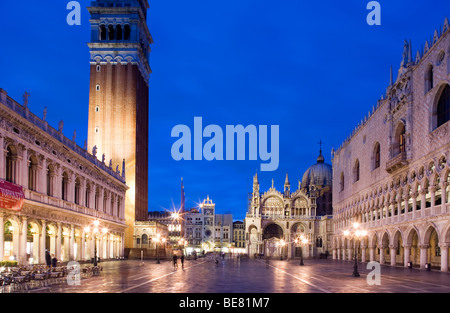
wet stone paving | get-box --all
[26,257,450,293]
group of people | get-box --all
[45,250,58,268]
[172,253,185,269]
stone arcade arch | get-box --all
[442,223,450,271]
[405,227,420,268]
[247,225,259,257]
[2,217,20,262]
[263,223,284,259]
[290,222,309,259]
[380,232,390,265]
[27,220,41,264]
[423,224,440,269]
[46,223,58,260]
[392,229,404,266]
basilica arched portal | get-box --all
[263,223,285,258]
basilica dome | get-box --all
[301,151,333,189]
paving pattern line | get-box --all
[263,262,332,293]
[379,275,449,291]
[118,261,207,293]
[276,264,373,293]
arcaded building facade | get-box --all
[0,89,127,266]
[332,19,450,271]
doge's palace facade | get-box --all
[332,19,450,271]
[0,89,127,266]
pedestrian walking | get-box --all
[51,254,57,268]
[45,250,51,267]
[172,253,178,269]
[180,254,185,269]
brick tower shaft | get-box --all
[87,0,152,248]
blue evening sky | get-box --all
[0,1,449,220]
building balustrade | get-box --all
[338,203,449,232]
[386,151,408,173]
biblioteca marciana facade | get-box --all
[332,18,450,271]
[0,89,127,266]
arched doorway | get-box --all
[263,224,284,259]
[393,230,404,266]
[423,225,440,269]
[3,219,20,262]
[406,228,420,268]
[393,123,406,156]
[247,225,259,257]
[444,224,450,271]
[46,224,57,259]
[291,222,308,258]
[380,232,390,264]
[27,221,41,264]
[263,224,283,240]
[61,226,70,262]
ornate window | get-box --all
[437,84,450,128]
[46,165,54,197]
[95,187,100,211]
[340,172,345,191]
[108,25,115,40]
[373,142,381,169]
[262,197,283,216]
[393,123,406,156]
[5,146,16,183]
[124,24,131,41]
[99,25,107,41]
[85,183,91,208]
[74,178,81,205]
[142,234,148,245]
[28,156,38,191]
[103,191,108,213]
[116,25,123,40]
[61,172,69,201]
[353,159,360,183]
[292,197,307,216]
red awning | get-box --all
[0,180,25,212]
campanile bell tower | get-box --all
[87,0,152,248]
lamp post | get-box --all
[343,222,368,277]
[84,220,108,267]
[294,235,309,266]
[153,234,166,264]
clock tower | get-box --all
[87,0,152,248]
[201,196,215,249]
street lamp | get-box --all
[277,239,287,260]
[171,209,184,246]
[178,238,187,250]
[84,220,108,267]
[343,222,368,277]
[152,234,166,264]
[294,235,309,266]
